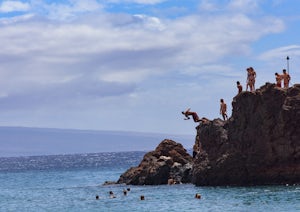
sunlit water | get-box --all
[0,152,299,211]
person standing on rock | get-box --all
[247,67,256,92]
[282,69,291,88]
[246,68,251,91]
[250,67,256,91]
[220,99,228,121]
[182,108,201,122]
[275,73,282,88]
[237,81,243,94]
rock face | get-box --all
[117,139,193,185]
[192,83,300,186]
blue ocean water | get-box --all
[0,152,299,212]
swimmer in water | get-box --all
[109,191,116,198]
[195,193,201,199]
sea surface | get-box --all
[0,152,299,212]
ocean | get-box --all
[0,152,299,212]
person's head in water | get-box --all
[123,190,127,196]
[109,191,116,198]
[195,193,201,199]
[140,195,145,200]
[96,195,99,200]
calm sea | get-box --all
[0,152,299,212]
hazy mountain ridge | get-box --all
[0,126,194,157]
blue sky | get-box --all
[0,0,299,135]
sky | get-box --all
[0,0,299,136]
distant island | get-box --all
[118,83,300,186]
[0,127,194,157]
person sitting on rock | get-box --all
[182,108,201,122]
[275,72,282,88]
[282,69,291,88]
[220,99,228,121]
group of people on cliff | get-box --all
[182,67,291,123]
[275,69,291,88]
[183,67,292,159]
[237,67,291,94]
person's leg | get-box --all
[192,112,199,122]
[250,82,254,92]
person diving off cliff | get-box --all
[182,108,201,122]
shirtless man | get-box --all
[220,99,228,121]
[237,81,242,94]
[182,108,200,122]
[282,69,291,88]
[246,68,251,91]
[275,72,282,88]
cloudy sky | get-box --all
[0,0,299,135]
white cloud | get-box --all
[106,0,167,4]
[29,0,103,20]
[0,0,293,133]
[0,10,285,101]
[133,14,165,31]
[227,0,259,12]
[99,70,151,83]
[0,13,34,24]
[259,45,300,61]
[198,0,219,12]
[199,0,259,13]
[181,64,238,77]
[0,0,30,13]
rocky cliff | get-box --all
[193,83,300,186]
[118,83,300,186]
